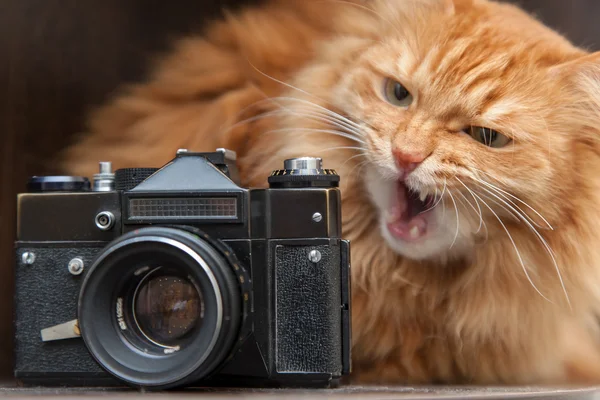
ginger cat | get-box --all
[58,0,600,385]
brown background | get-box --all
[0,0,598,380]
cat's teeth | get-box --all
[419,192,427,202]
[410,225,421,239]
[384,209,398,223]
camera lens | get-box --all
[133,272,204,347]
[78,227,246,389]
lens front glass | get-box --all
[133,268,204,348]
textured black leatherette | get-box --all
[275,244,342,374]
[14,245,108,376]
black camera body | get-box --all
[14,149,351,390]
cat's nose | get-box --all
[392,149,427,177]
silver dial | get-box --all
[269,156,339,188]
[93,161,115,192]
[284,157,323,171]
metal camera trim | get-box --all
[93,162,115,192]
[95,211,115,231]
[79,234,224,388]
[283,157,322,170]
[67,258,84,276]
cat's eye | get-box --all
[467,126,511,148]
[383,78,413,107]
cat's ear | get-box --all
[558,51,600,80]
[441,0,475,15]
[550,52,600,139]
[442,0,455,14]
[551,52,600,99]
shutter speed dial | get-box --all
[268,157,340,188]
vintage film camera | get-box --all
[14,148,351,390]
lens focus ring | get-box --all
[77,227,243,390]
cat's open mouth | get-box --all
[385,181,436,242]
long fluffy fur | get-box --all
[58,0,600,384]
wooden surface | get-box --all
[1,0,599,384]
[1,385,600,400]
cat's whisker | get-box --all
[456,177,485,235]
[441,178,447,220]
[254,98,370,141]
[353,159,371,175]
[469,191,554,304]
[313,146,367,176]
[282,106,365,138]
[522,220,571,309]
[433,180,447,211]
[268,96,367,131]
[247,60,330,105]
[470,170,553,230]
[447,187,460,250]
[420,188,440,214]
[219,80,368,132]
[216,108,366,146]
[314,146,366,155]
[349,158,372,182]
[357,162,371,178]
[217,108,286,137]
[215,79,319,136]
[218,97,274,129]
[419,181,447,215]
[453,191,475,225]
[338,152,372,182]
[453,191,489,242]
[242,97,362,133]
[263,127,367,145]
[474,184,571,309]
[476,188,524,223]
[342,152,369,169]
[239,64,376,167]
[269,108,364,141]
[476,179,551,230]
[220,101,356,136]
[473,178,550,230]
[477,192,521,224]
[476,192,521,223]
[337,154,370,192]
[455,182,489,239]
[240,62,375,134]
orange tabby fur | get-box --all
[58,0,600,385]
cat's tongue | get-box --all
[385,182,434,241]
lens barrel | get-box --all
[78,227,244,389]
